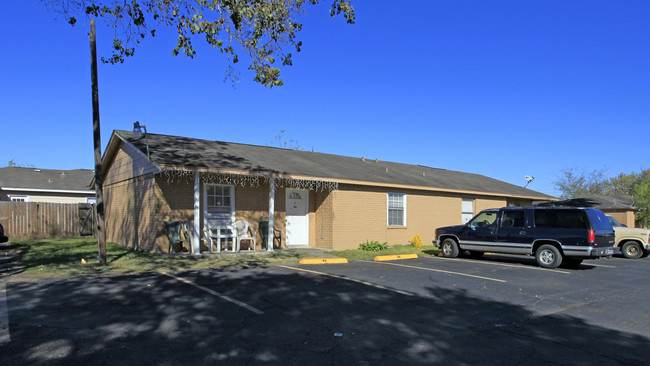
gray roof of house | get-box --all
[536,194,635,210]
[114,130,555,199]
[0,167,94,191]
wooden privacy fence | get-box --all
[0,201,96,239]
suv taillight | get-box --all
[434,230,437,241]
[588,229,595,243]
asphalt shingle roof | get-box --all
[114,130,555,200]
[536,194,635,209]
[0,167,94,191]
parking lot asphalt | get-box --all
[1,255,649,365]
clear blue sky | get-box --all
[1,1,648,197]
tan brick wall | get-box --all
[105,143,158,186]
[154,176,195,252]
[506,198,532,207]
[330,185,463,250]
[626,210,637,228]
[602,209,637,228]
[475,197,507,212]
[329,185,529,250]
[313,190,334,249]
[104,175,158,251]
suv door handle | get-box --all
[519,231,526,235]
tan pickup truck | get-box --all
[607,216,650,259]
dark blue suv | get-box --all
[434,207,615,268]
[0,222,7,243]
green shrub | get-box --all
[359,240,390,251]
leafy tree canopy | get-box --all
[43,0,355,87]
[554,168,650,227]
[553,168,611,199]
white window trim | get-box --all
[387,192,407,227]
[9,195,30,202]
[203,184,235,223]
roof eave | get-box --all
[1,187,95,194]
[156,164,555,201]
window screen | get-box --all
[206,184,234,219]
[461,198,474,224]
[388,193,406,226]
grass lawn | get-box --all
[4,238,441,279]
[8,238,317,279]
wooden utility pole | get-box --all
[90,19,107,265]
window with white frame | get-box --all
[461,198,474,224]
[205,184,235,222]
[387,193,406,226]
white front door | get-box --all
[286,188,309,246]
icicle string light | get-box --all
[162,169,338,192]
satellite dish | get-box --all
[524,175,535,188]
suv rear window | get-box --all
[534,209,588,229]
[586,209,613,231]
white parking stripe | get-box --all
[0,282,10,343]
[278,265,415,296]
[585,263,616,268]
[360,260,507,282]
[162,273,264,315]
[425,256,572,274]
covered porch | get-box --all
[160,169,338,255]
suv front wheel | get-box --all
[535,244,563,269]
[441,238,460,258]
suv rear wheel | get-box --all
[536,244,562,269]
[621,241,642,259]
[441,238,459,258]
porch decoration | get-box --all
[268,176,338,192]
[162,169,338,192]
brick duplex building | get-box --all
[101,130,555,253]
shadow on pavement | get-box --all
[0,266,648,365]
[0,243,24,277]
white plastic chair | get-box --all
[204,218,237,253]
[233,220,257,251]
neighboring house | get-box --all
[101,130,556,253]
[0,167,96,203]
[536,195,637,227]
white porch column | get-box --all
[267,178,275,252]
[192,171,201,255]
